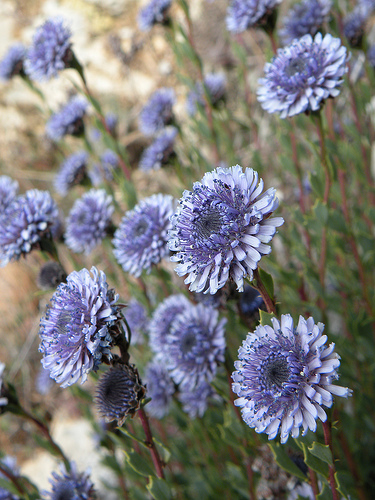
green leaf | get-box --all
[316,482,334,500]
[153,438,172,464]
[268,443,307,481]
[259,310,275,328]
[258,268,274,300]
[308,443,333,466]
[301,442,329,477]
[313,200,328,224]
[146,476,172,500]
[123,450,154,477]
[0,478,22,497]
[117,428,149,449]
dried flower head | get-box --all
[257,33,348,118]
[65,189,114,255]
[169,165,283,294]
[54,151,89,196]
[113,193,174,276]
[232,314,352,443]
[139,127,177,172]
[0,190,59,267]
[95,362,146,425]
[43,462,96,500]
[138,0,172,31]
[37,261,67,290]
[39,267,122,388]
[0,44,26,81]
[46,96,88,141]
[226,0,281,34]
[25,17,72,81]
[139,87,176,136]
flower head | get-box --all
[95,362,145,425]
[35,366,54,396]
[0,190,59,267]
[257,33,348,118]
[65,189,114,255]
[343,5,369,48]
[367,45,375,68]
[144,360,175,418]
[43,462,96,500]
[178,381,216,418]
[0,363,8,409]
[139,87,175,136]
[25,17,72,81]
[226,0,281,34]
[37,261,67,290]
[39,267,122,388]
[0,176,18,213]
[186,73,226,116]
[169,165,283,294]
[278,0,332,46]
[46,96,88,141]
[113,193,174,277]
[124,298,149,345]
[0,456,20,500]
[0,44,26,81]
[239,285,264,317]
[232,314,352,443]
[164,303,226,389]
[138,0,172,31]
[139,127,177,172]
[149,294,191,356]
[54,151,89,196]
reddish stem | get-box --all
[252,268,277,315]
[322,420,339,500]
[138,408,165,479]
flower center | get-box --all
[195,208,223,239]
[180,331,197,355]
[285,57,306,77]
[263,357,290,389]
[133,218,149,237]
[56,310,72,336]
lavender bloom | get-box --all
[169,165,284,295]
[43,462,96,500]
[37,261,67,290]
[226,0,281,34]
[232,314,352,443]
[124,298,149,344]
[0,456,20,500]
[0,190,59,267]
[144,360,175,418]
[46,96,88,141]
[35,366,54,395]
[25,18,72,81]
[0,363,8,408]
[39,267,122,388]
[113,193,175,276]
[65,189,114,255]
[278,0,332,46]
[179,381,216,418]
[165,303,226,390]
[0,176,18,213]
[139,127,177,172]
[186,73,226,116]
[343,5,369,48]
[0,44,26,81]
[138,0,172,32]
[149,294,191,357]
[368,45,375,68]
[95,363,145,425]
[54,151,89,196]
[139,88,176,136]
[257,33,348,118]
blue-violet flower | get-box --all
[139,127,177,172]
[46,96,88,141]
[139,87,175,135]
[138,0,172,31]
[226,0,282,34]
[54,151,89,196]
[186,73,226,116]
[124,298,149,345]
[144,360,175,419]
[0,176,18,213]
[0,44,26,81]
[43,462,96,500]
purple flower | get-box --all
[113,193,175,276]
[343,5,369,48]
[124,298,149,344]
[95,362,145,425]
[178,381,216,418]
[139,127,177,172]
[43,462,96,500]
[367,45,375,68]
[164,303,226,390]
[226,0,281,34]
[138,0,172,32]
[54,150,89,196]
[186,73,226,116]
[65,189,114,255]
[144,360,175,418]
[139,88,176,135]
[149,294,191,356]
[0,44,26,81]
[257,33,348,118]
[0,176,18,213]
[35,366,54,395]
[25,17,72,81]
[0,190,59,267]
[278,0,332,46]
[232,314,352,443]
[39,266,122,388]
[46,96,88,141]
[169,165,284,294]
[96,149,119,183]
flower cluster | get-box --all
[169,165,283,294]
[186,73,226,116]
[257,33,348,118]
[39,267,122,388]
[0,44,26,80]
[0,190,59,267]
[65,189,114,254]
[226,0,281,33]
[46,96,88,141]
[43,462,96,500]
[54,150,89,195]
[113,193,175,276]
[343,5,369,48]
[138,0,172,31]
[232,315,352,442]
[0,176,18,213]
[139,127,177,171]
[25,17,72,81]
[139,87,175,136]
